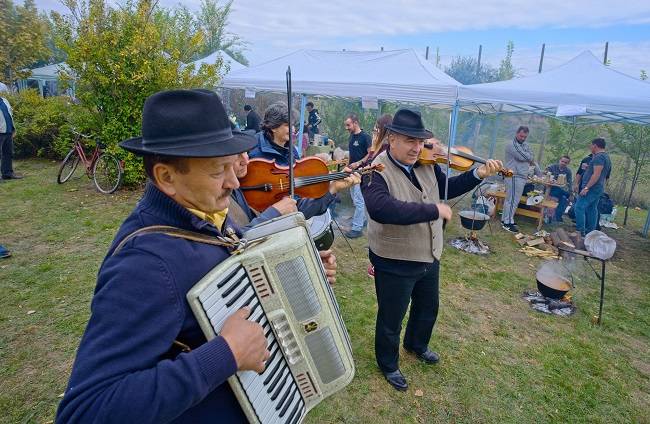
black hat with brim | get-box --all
[384,109,434,140]
[119,89,257,157]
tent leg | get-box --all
[297,94,307,157]
[445,102,460,202]
[488,112,500,158]
[643,209,650,238]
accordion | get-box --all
[187,213,355,423]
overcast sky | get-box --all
[35,0,650,78]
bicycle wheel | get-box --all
[57,148,80,184]
[92,153,123,194]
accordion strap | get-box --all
[112,225,243,257]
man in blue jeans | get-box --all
[574,138,611,236]
[344,113,372,238]
[546,155,573,222]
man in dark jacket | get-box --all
[306,101,321,139]
[361,109,502,392]
[57,90,270,423]
[243,104,261,132]
[0,95,22,180]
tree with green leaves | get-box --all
[196,0,248,66]
[545,120,602,167]
[497,41,516,81]
[53,0,226,185]
[607,123,650,225]
[0,0,50,83]
[445,56,498,85]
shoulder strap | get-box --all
[112,225,240,257]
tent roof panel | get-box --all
[222,49,459,104]
[458,51,650,120]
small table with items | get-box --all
[487,190,558,230]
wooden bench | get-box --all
[486,191,558,230]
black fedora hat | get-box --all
[385,109,433,139]
[120,89,256,157]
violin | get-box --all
[240,157,384,211]
[418,139,513,177]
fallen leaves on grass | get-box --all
[414,389,424,397]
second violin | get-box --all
[418,140,513,177]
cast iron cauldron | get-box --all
[535,272,572,299]
[458,210,490,231]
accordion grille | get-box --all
[304,327,346,385]
[275,256,321,322]
[295,372,317,399]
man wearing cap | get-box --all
[248,102,357,219]
[57,90,270,423]
[361,109,502,391]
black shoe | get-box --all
[404,347,440,364]
[382,369,408,391]
[501,223,518,233]
[2,173,23,180]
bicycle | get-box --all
[57,129,123,194]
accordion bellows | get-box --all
[187,214,355,423]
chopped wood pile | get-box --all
[514,228,585,258]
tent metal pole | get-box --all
[297,94,307,156]
[488,112,500,158]
[643,209,650,238]
[445,101,460,202]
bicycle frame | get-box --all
[73,139,101,176]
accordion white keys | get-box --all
[187,213,355,424]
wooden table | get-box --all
[487,190,559,230]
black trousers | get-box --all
[374,260,440,373]
[0,133,14,177]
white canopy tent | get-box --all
[189,50,247,75]
[457,51,650,126]
[222,49,460,105]
[455,51,650,236]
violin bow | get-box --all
[286,66,295,199]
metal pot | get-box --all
[535,273,572,299]
[458,210,490,231]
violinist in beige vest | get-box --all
[361,109,503,391]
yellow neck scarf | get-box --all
[186,207,229,230]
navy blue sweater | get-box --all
[57,183,248,423]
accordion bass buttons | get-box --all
[269,311,303,365]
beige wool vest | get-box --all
[367,151,444,262]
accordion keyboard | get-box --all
[188,220,355,424]
[198,264,306,424]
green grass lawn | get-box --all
[1,159,649,423]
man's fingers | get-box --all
[236,306,251,319]
[319,249,332,257]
